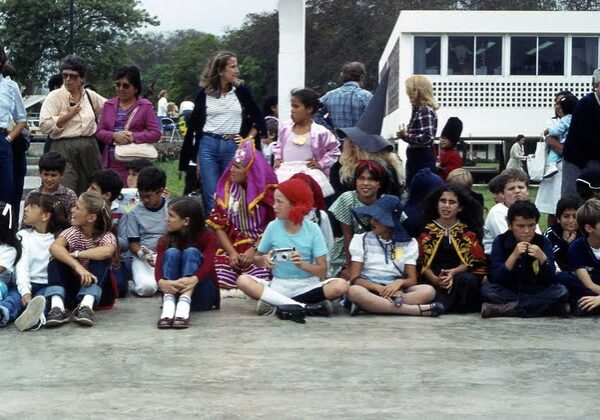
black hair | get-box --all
[38,151,66,173]
[262,94,278,117]
[423,183,484,239]
[127,159,154,174]
[353,160,390,197]
[60,54,87,78]
[0,201,21,263]
[137,166,166,192]
[114,65,143,97]
[507,200,540,224]
[341,62,366,83]
[25,192,70,236]
[557,94,578,116]
[2,62,16,78]
[488,173,507,194]
[164,197,205,249]
[555,195,583,219]
[90,170,122,203]
[48,73,63,91]
[291,88,322,114]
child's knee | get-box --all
[326,278,348,298]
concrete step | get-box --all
[22,176,39,199]
[27,141,45,157]
[26,156,39,165]
[26,165,38,177]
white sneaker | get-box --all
[256,300,275,316]
[15,296,46,332]
[543,163,559,178]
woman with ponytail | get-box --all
[46,191,117,327]
[237,178,348,318]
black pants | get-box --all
[481,283,568,318]
[434,272,482,313]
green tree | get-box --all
[0,0,158,94]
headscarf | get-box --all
[215,139,278,211]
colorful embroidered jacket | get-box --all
[417,221,488,276]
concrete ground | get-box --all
[2,295,599,419]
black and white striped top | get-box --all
[204,88,243,135]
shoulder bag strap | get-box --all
[84,89,98,124]
[124,106,140,131]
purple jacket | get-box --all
[274,120,341,176]
[95,97,161,167]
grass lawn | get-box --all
[157,160,549,231]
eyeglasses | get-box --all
[62,72,80,80]
[115,81,131,89]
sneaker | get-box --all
[543,163,559,179]
[45,306,69,327]
[256,300,275,316]
[549,301,571,318]
[15,296,46,332]
[304,300,334,317]
[349,302,361,317]
[481,301,518,318]
[73,305,96,326]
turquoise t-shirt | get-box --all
[258,219,328,279]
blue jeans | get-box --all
[198,135,237,212]
[47,259,111,309]
[0,284,51,327]
[481,283,568,318]
[0,131,14,205]
[162,247,218,311]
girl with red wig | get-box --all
[237,178,347,316]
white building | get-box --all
[379,10,600,162]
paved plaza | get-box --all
[2,296,600,418]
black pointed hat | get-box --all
[337,69,393,153]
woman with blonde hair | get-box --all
[397,75,439,186]
[179,51,265,213]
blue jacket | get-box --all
[563,92,600,168]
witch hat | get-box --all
[337,68,393,153]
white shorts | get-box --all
[252,275,334,298]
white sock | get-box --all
[80,294,95,309]
[51,296,65,311]
[260,287,303,307]
[161,294,176,319]
[175,295,191,319]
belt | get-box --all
[205,132,237,140]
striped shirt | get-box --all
[59,226,116,268]
[204,88,242,135]
[114,106,128,132]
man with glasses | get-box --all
[562,68,600,198]
[40,55,106,195]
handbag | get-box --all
[526,139,546,182]
[115,106,158,162]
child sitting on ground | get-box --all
[236,179,348,317]
[481,200,568,318]
[346,194,443,317]
[542,94,578,178]
[46,192,117,327]
[126,166,169,297]
[487,172,506,205]
[483,169,538,255]
[9,194,70,331]
[436,117,463,180]
[563,199,600,315]
[155,197,220,329]
[543,196,583,272]
[24,151,77,215]
[0,202,21,328]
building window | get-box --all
[510,36,564,76]
[448,36,474,75]
[572,37,599,76]
[538,37,564,75]
[414,36,440,75]
[511,36,537,75]
[475,36,502,75]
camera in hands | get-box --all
[272,247,295,262]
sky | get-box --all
[139,0,279,35]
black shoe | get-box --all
[304,300,333,317]
[73,305,96,326]
[45,307,69,327]
[549,302,571,318]
[418,302,445,317]
[481,301,518,318]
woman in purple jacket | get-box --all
[96,66,161,185]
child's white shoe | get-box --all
[15,296,46,332]
[543,163,559,179]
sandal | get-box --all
[157,317,173,329]
[418,302,445,317]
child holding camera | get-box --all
[236,179,348,317]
